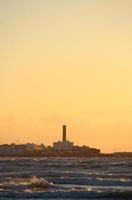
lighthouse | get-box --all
[53,125,74,150]
[62,125,66,142]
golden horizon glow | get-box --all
[1,0,132,153]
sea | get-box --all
[0,157,132,200]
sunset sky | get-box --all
[1,0,132,153]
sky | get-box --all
[0,0,132,153]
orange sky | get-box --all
[1,0,132,153]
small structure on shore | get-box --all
[53,125,74,151]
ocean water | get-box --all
[0,157,132,199]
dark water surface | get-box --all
[0,157,132,199]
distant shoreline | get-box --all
[0,153,132,157]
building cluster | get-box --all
[0,125,100,156]
[0,143,45,156]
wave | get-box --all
[0,176,52,191]
[0,190,132,199]
[49,177,132,186]
[29,176,52,188]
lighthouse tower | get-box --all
[62,125,67,142]
[53,125,74,150]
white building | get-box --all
[0,144,26,155]
[53,141,74,151]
